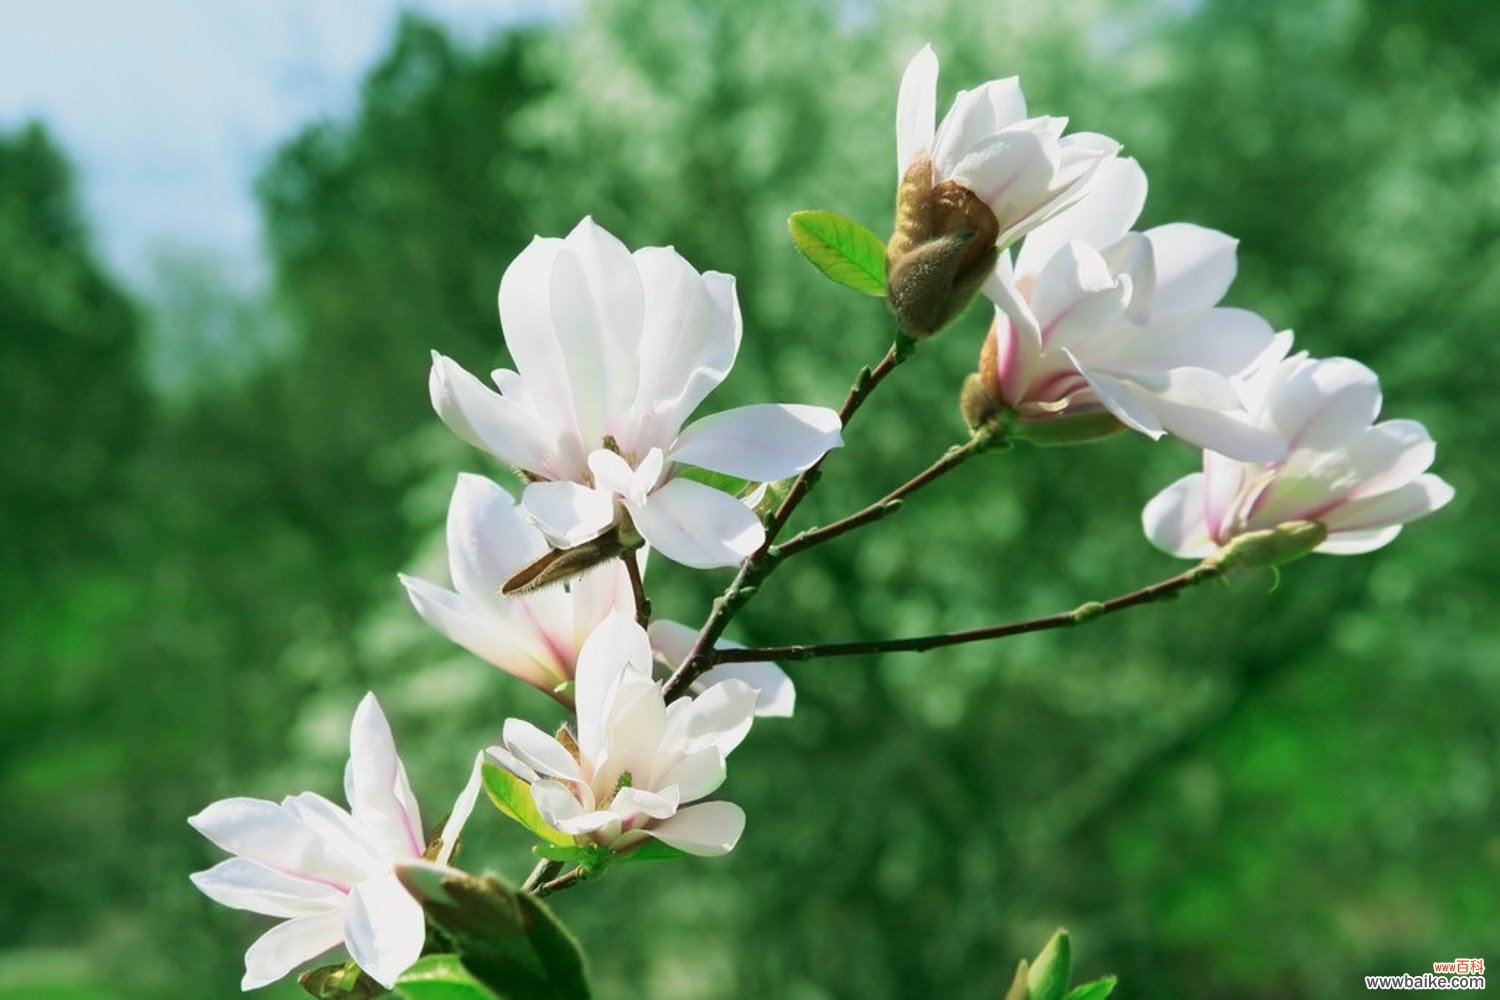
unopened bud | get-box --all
[959,373,998,431]
[502,519,644,594]
[1208,520,1327,570]
[886,155,1000,338]
[1027,929,1073,1000]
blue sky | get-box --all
[0,0,569,291]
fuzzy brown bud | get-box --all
[885,155,1001,338]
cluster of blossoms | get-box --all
[190,42,1451,993]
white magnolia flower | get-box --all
[1143,336,1454,557]
[979,157,1285,460]
[895,44,1119,250]
[430,218,842,569]
[189,694,482,990]
[401,473,795,715]
[489,612,758,858]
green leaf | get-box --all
[394,955,499,1000]
[788,210,888,297]
[300,961,387,999]
[1027,929,1072,1000]
[612,839,692,864]
[531,843,610,873]
[481,762,572,847]
[394,866,593,1000]
[677,466,753,497]
[1061,976,1117,1000]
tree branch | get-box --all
[622,553,650,630]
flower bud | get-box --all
[1027,929,1073,1000]
[967,323,1126,445]
[502,519,644,594]
[1207,520,1328,571]
[886,155,1000,338]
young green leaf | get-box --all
[481,761,573,847]
[677,465,753,497]
[394,955,500,1000]
[300,961,386,999]
[1061,976,1117,1000]
[789,210,888,297]
[613,839,693,865]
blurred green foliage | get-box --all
[2,1,1496,997]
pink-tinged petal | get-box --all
[520,481,616,548]
[398,574,568,692]
[1145,223,1238,317]
[896,44,938,175]
[1317,525,1404,555]
[1017,157,1147,277]
[445,474,550,612]
[574,613,655,762]
[1031,243,1129,352]
[345,694,423,861]
[655,747,727,802]
[663,678,757,757]
[1141,472,1217,559]
[532,780,616,835]
[502,719,584,784]
[240,910,346,990]
[428,353,558,478]
[1268,356,1381,451]
[498,234,580,451]
[610,785,681,822]
[631,478,765,569]
[1340,419,1438,501]
[191,858,345,919]
[433,752,485,867]
[343,873,426,988]
[671,404,842,481]
[548,219,645,445]
[646,801,746,857]
[1318,474,1455,534]
[189,797,367,888]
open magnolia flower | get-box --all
[188,694,481,990]
[894,44,1120,254]
[489,613,758,858]
[430,218,842,570]
[1143,336,1454,558]
[401,472,795,714]
[973,158,1284,460]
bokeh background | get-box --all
[3,0,1495,996]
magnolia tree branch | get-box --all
[623,554,650,629]
[663,337,918,700]
[521,859,562,894]
[775,421,1004,558]
[700,562,1225,664]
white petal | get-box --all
[694,659,796,718]
[1318,474,1455,534]
[1017,157,1147,278]
[1150,400,1286,462]
[647,801,746,857]
[587,448,639,499]
[398,574,569,692]
[663,678,758,757]
[343,873,426,988]
[498,234,582,455]
[281,793,385,877]
[1068,361,1165,439]
[191,858,344,919]
[1031,243,1129,352]
[949,129,1057,223]
[932,77,1027,179]
[503,719,583,784]
[445,473,550,610]
[611,785,681,821]
[632,478,765,569]
[346,694,424,860]
[433,752,485,867]
[656,747,727,802]
[601,676,668,785]
[1269,356,1381,451]
[671,404,842,481]
[574,612,655,762]
[1142,473,1217,559]
[1145,223,1238,317]
[1317,525,1403,555]
[532,780,616,835]
[428,353,558,478]
[565,556,635,654]
[521,481,616,548]
[189,797,366,888]
[240,911,346,990]
[1340,419,1438,501]
[1095,307,1275,379]
[896,44,938,175]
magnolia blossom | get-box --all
[489,613,757,857]
[895,44,1119,250]
[1143,336,1454,557]
[430,218,842,570]
[189,694,481,990]
[401,472,795,714]
[979,157,1284,460]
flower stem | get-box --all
[698,562,1225,664]
[534,866,586,898]
[623,554,650,630]
[775,422,1004,559]
[521,859,561,894]
[663,337,918,701]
